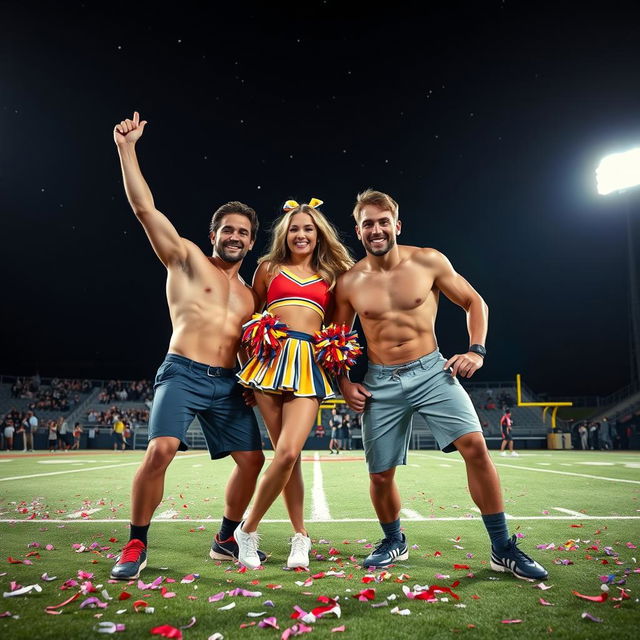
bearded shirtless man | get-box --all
[333,189,547,580]
[110,112,265,579]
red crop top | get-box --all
[266,267,330,321]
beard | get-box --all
[364,234,396,256]
[216,240,248,263]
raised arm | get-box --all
[427,248,489,377]
[113,112,187,267]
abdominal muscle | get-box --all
[361,313,438,366]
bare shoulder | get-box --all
[403,245,449,269]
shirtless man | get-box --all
[110,112,265,580]
[333,189,547,580]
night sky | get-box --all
[2,1,640,397]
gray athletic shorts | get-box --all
[362,349,482,473]
[149,354,261,459]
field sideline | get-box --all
[1,449,638,639]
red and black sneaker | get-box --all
[209,533,267,563]
[110,538,148,580]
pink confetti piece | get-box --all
[581,612,603,623]
[180,616,197,630]
[150,625,183,639]
[539,598,554,606]
[180,574,197,584]
[626,542,637,549]
[138,576,164,590]
[281,622,313,639]
[259,616,279,629]
[95,622,126,633]
[331,626,346,632]
[46,591,82,610]
[3,584,42,598]
[501,619,523,624]
[79,597,109,609]
[264,600,275,607]
[78,570,94,579]
[208,592,225,602]
[227,587,262,597]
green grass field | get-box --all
[1,449,638,639]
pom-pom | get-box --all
[242,312,288,362]
[313,324,362,375]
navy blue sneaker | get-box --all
[110,538,147,580]
[363,534,408,567]
[491,534,548,580]
[209,533,267,564]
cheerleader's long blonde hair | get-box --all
[258,203,354,291]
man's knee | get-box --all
[234,450,265,476]
[142,438,179,470]
[370,468,395,489]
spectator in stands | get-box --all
[588,422,599,450]
[578,422,588,450]
[71,423,83,450]
[47,420,58,452]
[87,424,97,449]
[329,408,343,454]
[314,424,326,438]
[113,416,126,451]
[2,419,15,451]
[599,417,613,450]
[499,409,518,456]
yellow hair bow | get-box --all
[283,198,324,212]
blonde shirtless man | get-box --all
[333,189,547,580]
[110,112,265,580]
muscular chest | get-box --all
[352,269,435,319]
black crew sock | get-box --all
[129,523,149,547]
[219,516,242,541]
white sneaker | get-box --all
[234,522,262,569]
[511,451,519,457]
[287,532,311,568]
[500,451,507,456]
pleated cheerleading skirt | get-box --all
[237,330,335,400]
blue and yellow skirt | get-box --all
[237,330,334,400]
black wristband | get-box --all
[469,344,486,358]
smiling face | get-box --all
[210,213,255,263]
[355,204,401,256]
[286,212,318,258]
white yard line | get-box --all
[401,508,425,520]
[65,508,102,519]
[552,507,588,517]
[0,453,210,483]
[311,452,332,521]
[2,515,640,524]
[156,509,179,520]
[412,453,640,485]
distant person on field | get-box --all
[578,422,588,450]
[48,421,58,452]
[499,409,517,456]
[329,407,343,454]
[71,422,83,450]
[599,417,613,450]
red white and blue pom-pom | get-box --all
[313,324,362,375]
[242,312,288,362]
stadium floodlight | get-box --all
[596,147,640,195]
[596,146,640,385]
